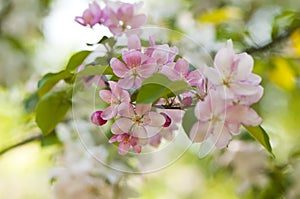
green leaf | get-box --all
[272,10,300,39]
[66,51,91,71]
[36,90,71,135]
[244,125,274,157]
[23,92,39,113]
[77,65,113,77]
[41,131,61,147]
[37,70,73,98]
[182,107,197,137]
[136,73,190,104]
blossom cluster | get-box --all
[77,1,263,155]
[75,1,146,36]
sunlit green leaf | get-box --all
[36,90,71,135]
[66,50,91,71]
[77,65,113,76]
[37,70,73,98]
[244,125,274,157]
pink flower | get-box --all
[145,38,178,65]
[205,40,261,99]
[106,3,147,36]
[90,111,107,126]
[110,50,157,89]
[111,103,165,139]
[161,58,206,87]
[148,110,181,147]
[109,133,141,155]
[99,81,130,120]
[190,90,262,148]
[75,1,108,27]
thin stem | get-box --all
[0,133,43,156]
[244,27,299,54]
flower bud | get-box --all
[160,112,172,127]
[90,111,107,126]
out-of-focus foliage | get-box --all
[0,0,52,86]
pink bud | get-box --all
[90,111,107,126]
[182,96,193,106]
[160,112,172,127]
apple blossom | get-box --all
[99,81,130,120]
[204,40,262,100]
[110,50,158,89]
[105,3,147,36]
[75,1,108,27]
[109,133,142,155]
[111,103,165,139]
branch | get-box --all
[0,134,42,155]
[244,27,299,54]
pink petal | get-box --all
[160,65,180,81]
[111,121,125,134]
[109,26,123,36]
[99,90,112,103]
[148,112,165,127]
[101,105,118,120]
[133,76,143,89]
[195,98,211,121]
[226,123,241,135]
[204,67,222,85]
[118,75,135,90]
[135,104,151,116]
[242,108,262,126]
[174,58,190,76]
[118,141,131,155]
[109,134,119,143]
[230,83,261,96]
[128,14,147,28]
[213,125,232,149]
[115,118,134,132]
[214,43,234,77]
[132,125,147,138]
[128,34,141,50]
[122,50,142,67]
[187,69,205,86]
[139,63,157,78]
[236,53,254,80]
[118,103,135,118]
[132,144,142,153]
[189,121,210,143]
[110,58,128,77]
[149,134,161,147]
[225,105,248,124]
[247,73,262,85]
[117,3,134,21]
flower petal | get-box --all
[174,58,190,76]
[115,118,134,132]
[132,125,147,138]
[148,112,165,127]
[99,90,112,103]
[189,121,210,143]
[236,53,254,80]
[118,75,135,90]
[242,108,262,126]
[110,58,128,77]
[101,105,118,120]
[122,50,142,67]
[135,104,151,116]
[128,14,147,28]
[128,34,141,50]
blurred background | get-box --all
[0,0,300,198]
